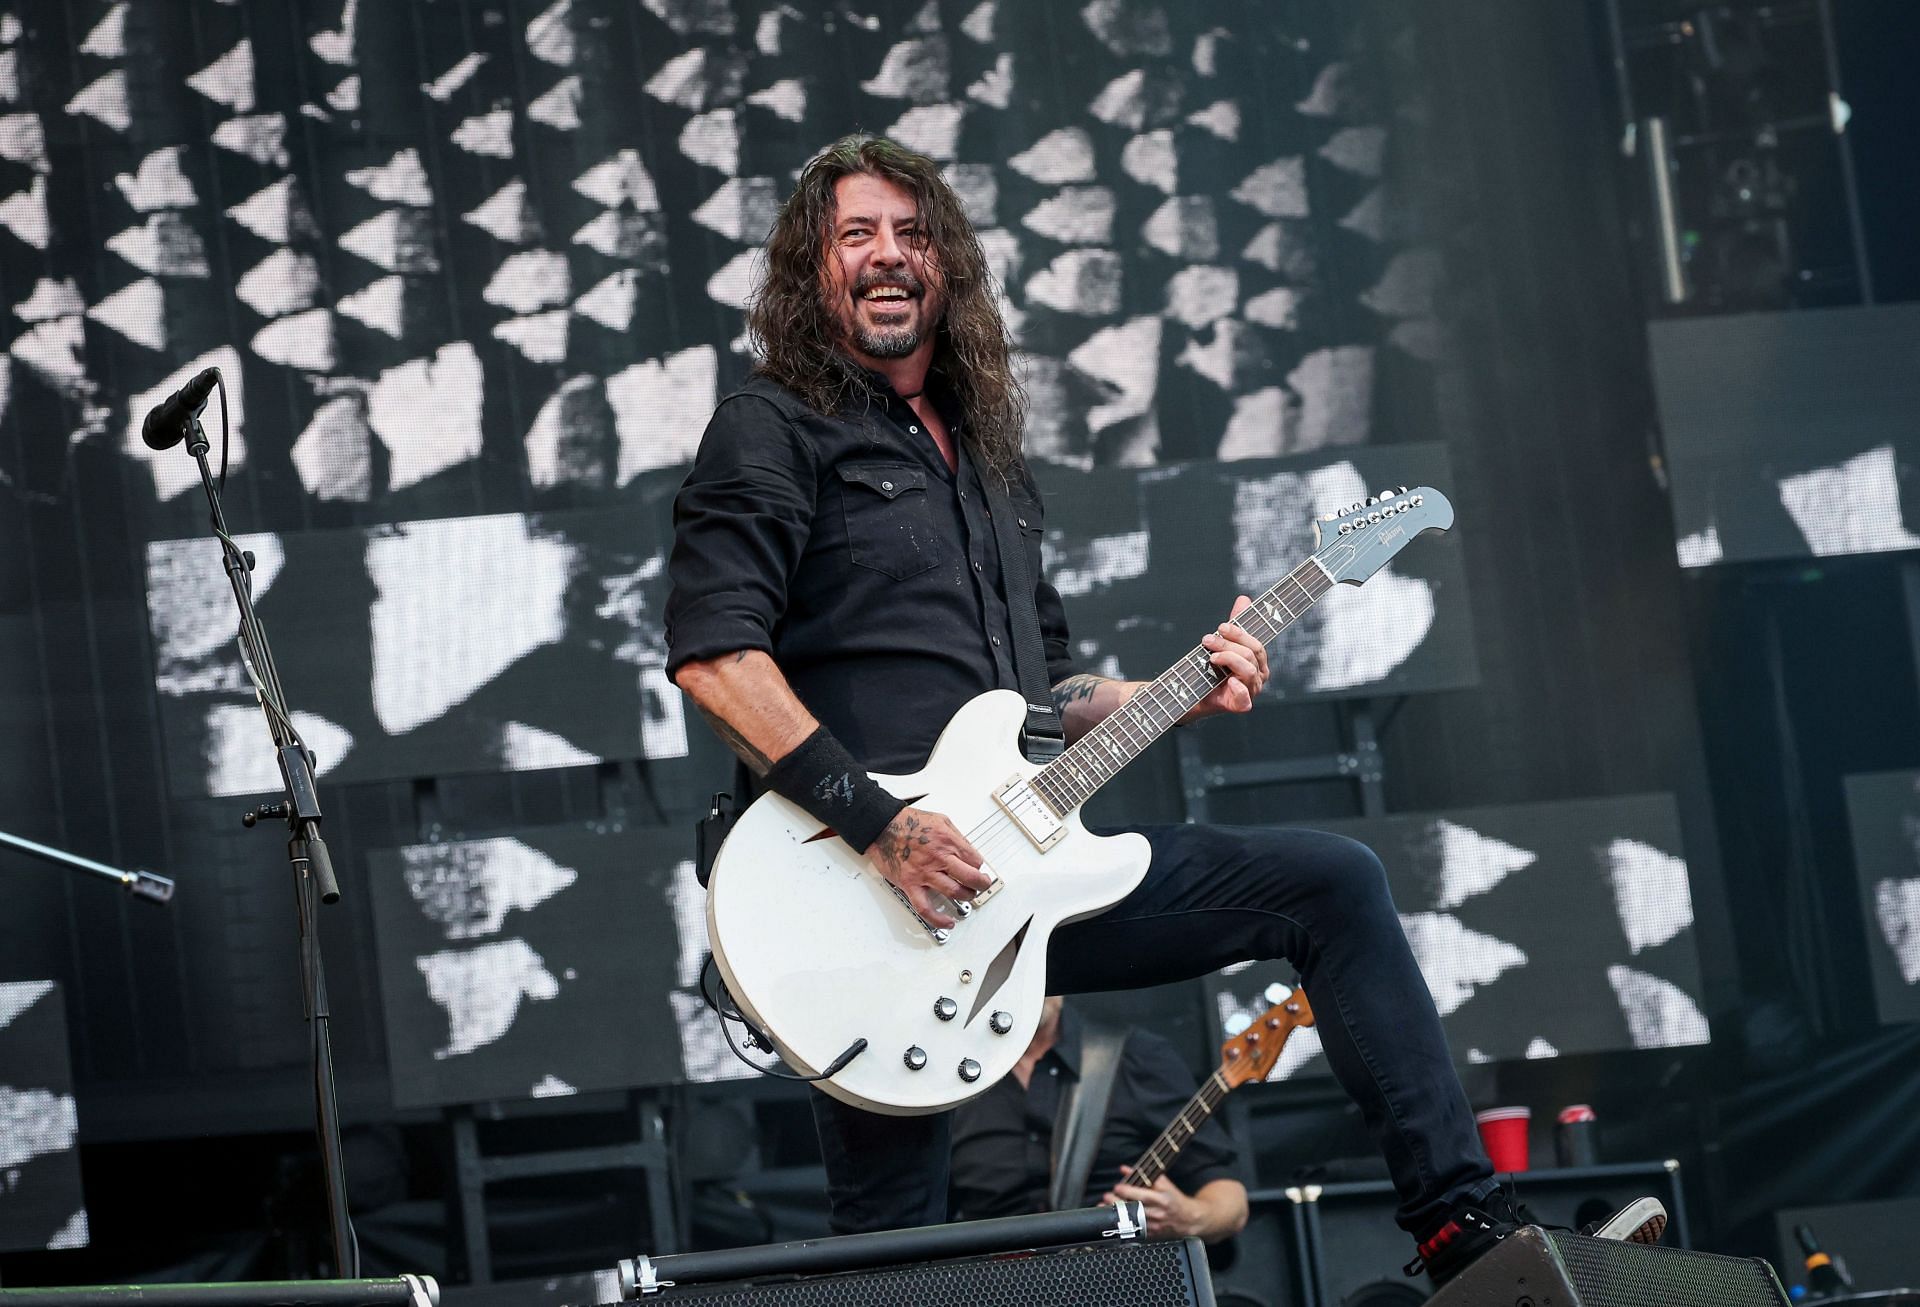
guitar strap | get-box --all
[983,477,1066,761]
[1048,1020,1126,1212]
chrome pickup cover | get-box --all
[994,775,1066,851]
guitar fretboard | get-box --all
[1030,558,1334,814]
[1126,1069,1231,1190]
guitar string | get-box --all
[930,560,1334,921]
[925,652,1228,923]
[1129,1070,1231,1183]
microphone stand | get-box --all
[182,394,356,1277]
[0,828,176,903]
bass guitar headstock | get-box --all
[1218,986,1316,1089]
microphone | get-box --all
[141,366,222,450]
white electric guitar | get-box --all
[706,485,1454,1115]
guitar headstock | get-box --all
[1312,486,1454,586]
[1218,987,1316,1089]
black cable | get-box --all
[698,955,866,1083]
[206,381,304,752]
[216,377,231,494]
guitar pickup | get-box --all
[994,776,1067,851]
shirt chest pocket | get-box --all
[837,463,939,580]
[1000,494,1044,591]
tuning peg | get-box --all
[1397,485,1410,494]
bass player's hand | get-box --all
[867,806,993,929]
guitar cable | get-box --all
[699,953,868,1083]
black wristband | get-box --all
[764,726,906,855]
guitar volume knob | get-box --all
[904,1046,927,1071]
[989,1010,1013,1034]
[958,1058,981,1082]
[933,996,958,1021]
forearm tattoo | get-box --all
[695,705,773,776]
[1050,673,1110,717]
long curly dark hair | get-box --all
[747,134,1027,483]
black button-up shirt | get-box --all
[664,371,1079,774]
[948,1008,1245,1220]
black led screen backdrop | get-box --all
[1042,442,1475,701]
[1843,770,1920,1027]
[146,492,690,798]
[0,983,88,1253]
[145,442,1472,799]
[367,822,745,1107]
[1,0,1427,533]
[0,0,1551,1117]
[1208,793,1711,1077]
[1650,305,1920,569]
[0,0,1475,786]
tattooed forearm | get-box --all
[1050,673,1110,717]
[696,705,774,776]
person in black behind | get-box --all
[949,996,1249,1245]
[663,134,1656,1288]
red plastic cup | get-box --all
[1475,1106,1531,1173]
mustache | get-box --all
[852,269,925,297]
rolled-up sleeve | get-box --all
[664,395,817,677]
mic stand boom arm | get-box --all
[0,828,175,902]
[181,393,356,1277]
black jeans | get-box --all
[809,822,1496,1236]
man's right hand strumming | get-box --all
[868,806,993,929]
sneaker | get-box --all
[1583,1196,1667,1245]
[1403,1192,1525,1287]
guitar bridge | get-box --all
[994,776,1066,851]
[884,870,1006,944]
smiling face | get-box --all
[823,172,946,367]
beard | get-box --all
[838,268,938,359]
[853,318,923,358]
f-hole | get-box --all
[965,917,1032,1027]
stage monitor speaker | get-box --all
[1772,1195,1920,1297]
[1295,1161,1689,1307]
[1210,1200,1312,1307]
[644,1237,1215,1305]
[0,1278,441,1307]
[1429,1227,1787,1307]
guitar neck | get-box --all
[1030,558,1334,814]
[1126,1069,1231,1191]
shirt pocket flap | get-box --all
[838,464,927,500]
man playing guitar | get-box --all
[665,134,1644,1287]
[948,996,1249,1245]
